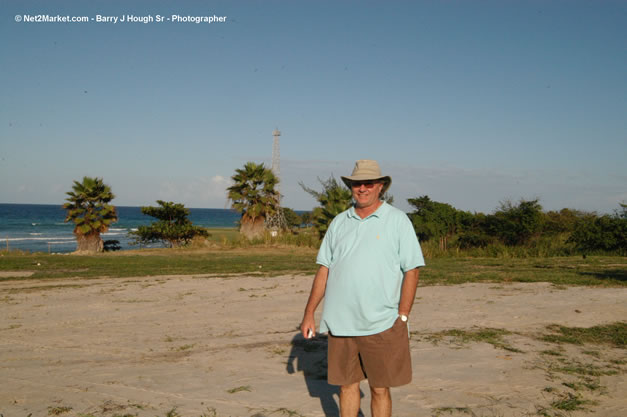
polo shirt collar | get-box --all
[347,201,388,220]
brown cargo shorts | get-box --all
[327,317,412,388]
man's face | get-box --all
[351,180,383,210]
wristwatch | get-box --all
[399,314,408,322]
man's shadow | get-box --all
[286,333,364,417]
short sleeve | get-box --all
[316,221,335,268]
[398,213,425,272]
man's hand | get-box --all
[300,265,329,340]
[300,314,316,339]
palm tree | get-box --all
[227,162,280,240]
[63,176,118,253]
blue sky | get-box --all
[1,0,625,214]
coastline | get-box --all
[0,226,240,255]
[0,203,242,254]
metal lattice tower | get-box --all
[266,128,287,232]
[272,128,281,198]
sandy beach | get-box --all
[1,274,625,417]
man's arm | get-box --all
[398,267,420,317]
[300,265,329,338]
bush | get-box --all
[490,199,544,246]
[568,212,627,256]
[457,231,494,249]
[130,201,209,248]
[408,196,459,249]
[283,207,303,229]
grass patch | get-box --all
[4,284,89,293]
[270,408,306,417]
[171,344,195,351]
[552,360,618,377]
[562,380,602,392]
[0,253,625,287]
[432,407,474,416]
[535,345,620,414]
[199,408,217,417]
[97,400,145,415]
[551,392,597,411]
[0,247,318,280]
[540,322,626,348]
[582,349,601,358]
[226,385,251,394]
[540,349,564,357]
[204,228,240,244]
[164,408,180,417]
[422,256,627,286]
[48,406,72,415]
[267,344,287,356]
[114,298,155,303]
[423,327,523,352]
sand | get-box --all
[1,274,625,417]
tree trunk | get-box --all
[75,233,104,253]
[240,216,266,240]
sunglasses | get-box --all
[351,180,380,188]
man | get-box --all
[300,160,425,417]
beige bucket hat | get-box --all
[341,159,392,194]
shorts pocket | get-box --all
[372,317,403,342]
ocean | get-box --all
[0,203,241,254]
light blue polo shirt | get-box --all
[317,202,425,336]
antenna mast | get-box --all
[266,128,287,233]
[272,128,281,199]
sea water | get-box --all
[0,203,240,253]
